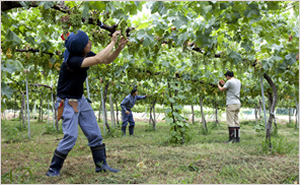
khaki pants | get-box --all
[226,104,241,127]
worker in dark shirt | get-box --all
[46,30,128,177]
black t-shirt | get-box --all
[57,51,96,99]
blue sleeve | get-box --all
[67,56,84,70]
[85,52,96,70]
[87,51,96,57]
[120,97,130,112]
[67,52,96,70]
[136,95,146,100]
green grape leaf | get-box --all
[177,122,184,127]
[173,105,182,110]
[159,4,167,16]
[272,44,284,52]
[241,40,253,52]
[112,9,125,20]
[169,98,175,103]
[220,3,229,10]
[285,54,297,66]
[5,29,21,44]
[165,117,173,124]
[202,5,213,15]
[82,2,91,19]
[150,1,162,14]
[267,1,279,10]
[94,1,106,11]
[8,59,23,71]
[165,108,172,114]
[229,50,242,64]
[43,1,55,9]
[172,15,188,29]
[1,82,14,98]
[177,94,186,100]
[19,1,30,8]
[134,1,140,6]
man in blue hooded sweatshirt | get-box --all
[120,87,147,136]
[46,30,128,177]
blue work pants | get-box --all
[55,96,102,155]
[121,110,135,127]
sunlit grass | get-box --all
[1,119,298,184]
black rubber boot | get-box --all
[232,127,237,143]
[223,127,235,143]
[91,144,120,173]
[129,125,134,136]
[235,127,240,143]
[46,149,67,177]
[121,126,126,136]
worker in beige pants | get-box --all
[218,70,241,143]
[226,104,241,142]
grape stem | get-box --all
[77,2,84,9]
[116,18,123,27]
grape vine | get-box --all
[91,29,111,47]
[59,15,70,36]
[69,7,82,33]
[119,20,128,38]
[127,41,141,56]
[40,8,56,22]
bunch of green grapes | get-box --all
[191,53,197,63]
[60,15,69,24]
[98,31,111,46]
[41,8,57,22]
[59,15,70,35]
[236,63,242,77]
[239,64,245,76]
[253,63,262,77]
[203,56,208,72]
[69,7,82,33]
[40,8,51,20]
[91,29,109,46]
[191,51,202,65]
[90,29,98,44]
[152,38,163,61]
[49,9,56,21]
[221,58,227,71]
[213,59,218,69]
[119,20,128,38]
[127,41,140,56]
[229,60,234,70]
[70,15,82,33]
[30,54,38,71]
[40,54,51,72]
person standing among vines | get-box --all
[218,70,242,143]
[46,30,128,177]
[120,87,147,136]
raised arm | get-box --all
[81,31,121,68]
[102,37,128,64]
[218,80,227,92]
[136,95,147,100]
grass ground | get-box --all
[1,119,299,184]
